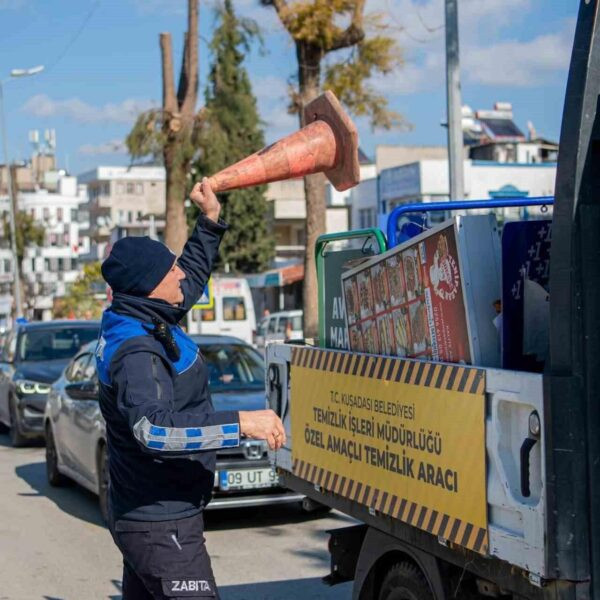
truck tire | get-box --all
[378,562,434,600]
[45,424,68,487]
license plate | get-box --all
[218,467,279,491]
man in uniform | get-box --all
[96,178,286,599]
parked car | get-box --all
[44,334,303,522]
[255,310,303,348]
[0,320,100,446]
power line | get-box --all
[44,0,102,75]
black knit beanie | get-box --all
[101,236,176,296]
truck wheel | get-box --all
[46,425,68,487]
[97,444,109,524]
[9,399,28,447]
[378,562,434,600]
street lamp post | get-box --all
[0,65,44,321]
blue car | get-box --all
[0,320,100,446]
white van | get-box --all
[255,310,303,348]
[186,277,256,345]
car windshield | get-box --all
[18,327,99,362]
[199,343,264,392]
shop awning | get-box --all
[247,263,304,288]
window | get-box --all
[57,207,63,222]
[43,207,50,220]
[257,318,268,336]
[126,182,135,194]
[17,327,99,362]
[358,208,376,229]
[222,297,246,321]
[128,211,133,223]
[267,318,277,334]
[118,210,125,223]
[102,182,110,196]
[276,316,289,334]
[198,343,264,392]
[135,183,143,195]
[200,308,215,322]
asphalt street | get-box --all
[0,433,354,600]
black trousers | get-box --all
[109,512,219,599]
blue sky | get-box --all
[0,0,579,176]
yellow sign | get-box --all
[193,278,214,310]
[291,347,488,554]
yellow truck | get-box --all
[265,2,600,598]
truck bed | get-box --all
[267,343,547,581]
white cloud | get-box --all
[79,139,128,156]
[21,95,155,124]
[463,29,573,87]
[362,0,574,94]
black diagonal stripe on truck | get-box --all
[457,368,470,392]
[414,361,427,386]
[446,367,459,390]
[403,361,416,384]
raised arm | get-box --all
[178,178,227,312]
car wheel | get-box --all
[97,444,109,524]
[378,562,433,600]
[45,424,68,486]
[9,398,28,447]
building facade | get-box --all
[77,166,166,261]
[0,175,90,323]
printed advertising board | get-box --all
[290,346,489,554]
[343,215,501,367]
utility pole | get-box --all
[0,83,23,319]
[445,0,464,201]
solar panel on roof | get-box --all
[480,118,525,139]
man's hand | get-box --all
[190,177,221,223]
[239,409,286,451]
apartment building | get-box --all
[78,165,166,260]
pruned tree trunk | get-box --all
[298,45,325,340]
[161,0,199,255]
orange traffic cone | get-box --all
[207,91,360,193]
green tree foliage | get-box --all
[2,211,45,264]
[264,0,405,128]
[54,262,105,319]
[193,0,274,273]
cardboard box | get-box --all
[342,214,501,367]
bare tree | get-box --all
[127,0,202,254]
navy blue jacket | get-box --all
[96,215,240,522]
